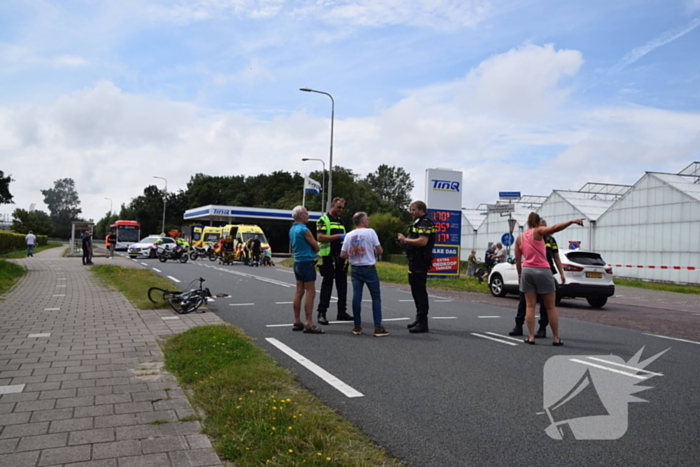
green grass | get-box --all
[280,257,489,294]
[0,260,25,296]
[162,325,404,467]
[0,242,64,259]
[614,278,700,295]
[91,264,182,309]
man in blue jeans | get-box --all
[340,212,388,337]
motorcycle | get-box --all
[156,244,189,263]
[189,244,217,261]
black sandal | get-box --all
[303,325,325,334]
[524,339,536,345]
[292,322,304,331]
[552,340,564,346]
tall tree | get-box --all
[11,208,52,235]
[364,165,415,212]
[41,178,82,238]
[124,185,168,236]
[0,171,13,204]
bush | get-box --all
[0,231,48,254]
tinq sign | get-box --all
[425,168,462,278]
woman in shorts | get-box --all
[515,212,584,345]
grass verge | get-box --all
[614,278,700,295]
[0,260,25,296]
[91,264,182,309]
[163,324,403,467]
[0,242,64,259]
[280,257,488,294]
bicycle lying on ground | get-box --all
[148,277,212,314]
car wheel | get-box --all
[489,274,507,297]
[586,297,607,308]
[149,249,156,258]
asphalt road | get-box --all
[125,254,700,466]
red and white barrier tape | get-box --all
[611,265,697,271]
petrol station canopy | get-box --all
[183,205,323,225]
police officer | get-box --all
[397,200,436,333]
[316,197,354,325]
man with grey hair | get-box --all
[289,205,324,333]
[341,212,388,336]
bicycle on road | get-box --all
[148,277,212,314]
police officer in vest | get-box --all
[397,200,436,333]
[316,197,354,325]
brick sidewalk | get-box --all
[0,246,226,467]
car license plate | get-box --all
[586,272,603,278]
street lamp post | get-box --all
[300,88,334,213]
[105,198,112,215]
[301,158,326,212]
[153,176,167,235]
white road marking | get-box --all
[140,262,148,266]
[434,300,452,303]
[478,316,501,319]
[267,323,293,327]
[383,317,411,322]
[485,332,524,343]
[471,333,518,346]
[643,333,700,345]
[0,385,25,395]
[152,268,161,273]
[431,316,457,320]
[167,276,181,283]
[266,338,364,398]
[276,301,294,305]
[28,333,51,338]
[399,299,414,302]
[162,317,180,320]
[230,303,255,306]
[569,359,648,380]
[43,308,60,311]
[586,357,664,377]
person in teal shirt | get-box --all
[289,205,323,334]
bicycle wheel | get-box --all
[148,287,179,304]
[168,295,200,314]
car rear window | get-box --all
[565,252,606,266]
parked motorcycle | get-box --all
[189,245,217,261]
[157,245,189,263]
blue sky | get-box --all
[1,0,699,222]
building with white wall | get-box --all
[460,162,700,284]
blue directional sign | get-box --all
[499,191,521,199]
[501,233,514,247]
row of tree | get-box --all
[2,165,416,253]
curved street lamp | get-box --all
[300,88,334,213]
[301,158,326,212]
[153,176,167,235]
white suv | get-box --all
[127,236,177,258]
[487,250,615,308]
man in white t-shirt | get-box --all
[340,212,388,337]
[25,230,37,257]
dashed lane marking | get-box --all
[266,338,364,398]
[431,316,457,320]
[383,317,411,322]
[267,324,293,327]
[484,332,523,343]
[570,359,650,380]
[152,268,161,273]
[643,333,700,345]
[471,333,518,346]
[478,316,501,319]
[167,276,180,283]
[276,302,294,305]
[230,303,255,306]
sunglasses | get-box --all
[336,205,345,210]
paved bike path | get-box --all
[0,246,226,467]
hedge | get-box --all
[0,231,48,254]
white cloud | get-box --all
[2,42,699,221]
[51,55,88,67]
[686,0,700,13]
